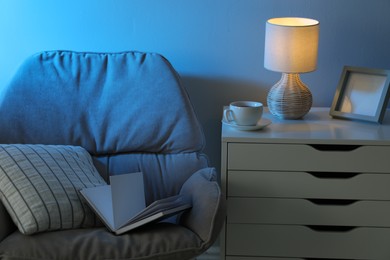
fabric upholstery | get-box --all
[0,50,224,260]
[0,51,205,155]
[0,167,224,260]
[0,224,203,260]
[108,153,209,204]
[0,144,106,235]
[179,167,225,247]
[0,203,15,243]
[0,168,223,260]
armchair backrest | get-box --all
[0,51,208,204]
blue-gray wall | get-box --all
[1,0,389,169]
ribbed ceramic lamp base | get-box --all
[267,73,312,119]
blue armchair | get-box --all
[0,51,225,260]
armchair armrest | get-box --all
[0,202,16,242]
[179,167,226,249]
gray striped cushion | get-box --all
[0,144,106,235]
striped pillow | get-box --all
[0,144,106,235]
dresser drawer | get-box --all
[226,224,390,259]
[228,198,390,227]
[228,143,390,173]
[228,171,390,200]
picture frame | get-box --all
[330,66,390,123]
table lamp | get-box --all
[264,17,319,119]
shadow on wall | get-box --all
[182,76,269,173]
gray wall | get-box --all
[1,0,389,170]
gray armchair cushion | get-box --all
[0,203,15,243]
[0,51,205,155]
[180,167,226,249]
[108,153,209,204]
[0,224,203,260]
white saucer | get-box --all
[222,118,272,131]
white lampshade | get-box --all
[264,17,319,73]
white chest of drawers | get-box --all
[221,107,390,260]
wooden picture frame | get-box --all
[330,66,390,123]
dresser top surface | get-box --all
[222,107,390,145]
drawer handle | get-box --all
[309,144,361,151]
[307,172,359,179]
[306,225,356,232]
[307,199,358,206]
[303,258,359,260]
[303,259,357,260]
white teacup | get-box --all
[224,101,263,126]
